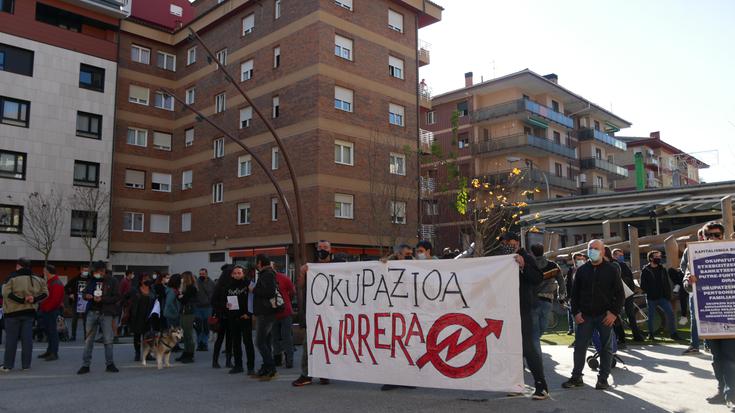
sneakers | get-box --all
[292,375,313,387]
[682,346,700,355]
[595,377,610,390]
[0,366,11,373]
[706,393,726,405]
[562,376,584,389]
[532,388,550,400]
[678,316,688,326]
[258,369,277,382]
[37,352,50,359]
[44,354,59,361]
[77,366,90,375]
[106,364,119,373]
[228,366,244,374]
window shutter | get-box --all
[125,169,145,187]
[153,132,172,150]
[334,86,353,104]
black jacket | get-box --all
[640,264,671,301]
[518,249,543,313]
[253,268,277,316]
[180,285,198,315]
[225,278,250,318]
[129,289,155,334]
[83,276,121,316]
[64,273,90,302]
[571,261,624,317]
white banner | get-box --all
[306,256,524,392]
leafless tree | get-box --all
[69,186,111,265]
[21,190,65,266]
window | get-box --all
[240,106,252,128]
[126,128,147,147]
[271,198,278,221]
[185,87,195,104]
[154,92,174,111]
[79,63,105,92]
[426,111,436,125]
[272,96,280,118]
[273,46,281,68]
[594,120,601,131]
[187,47,196,65]
[73,161,99,187]
[212,182,223,203]
[271,147,280,169]
[240,59,254,81]
[0,43,34,77]
[71,211,96,237]
[209,252,225,262]
[388,9,404,33]
[36,3,83,31]
[153,132,172,151]
[0,205,22,234]
[214,92,226,113]
[238,155,252,177]
[157,51,176,71]
[458,134,470,149]
[335,0,352,10]
[388,56,404,79]
[181,212,191,232]
[124,169,145,189]
[457,101,469,117]
[334,35,352,61]
[1,96,30,127]
[596,176,604,188]
[123,212,144,232]
[185,128,194,147]
[595,148,602,160]
[0,150,25,180]
[334,193,353,219]
[553,131,561,144]
[555,162,563,177]
[551,100,560,112]
[334,86,353,112]
[128,85,149,105]
[238,203,251,225]
[1,0,14,14]
[131,45,150,64]
[213,138,225,158]
[334,140,354,165]
[76,112,102,139]
[150,214,170,233]
[389,103,404,126]
[151,172,171,192]
[182,170,192,190]
[424,200,438,216]
[242,13,255,35]
[391,201,406,224]
[216,48,228,66]
[390,153,406,175]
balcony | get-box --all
[480,168,578,192]
[420,176,436,196]
[419,129,434,154]
[580,157,629,179]
[576,128,627,151]
[647,177,662,188]
[580,185,615,195]
[66,0,131,17]
[472,133,576,160]
[472,99,574,129]
[418,39,431,66]
[419,82,432,109]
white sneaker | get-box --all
[0,366,11,373]
[678,316,688,326]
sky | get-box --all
[418,0,735,183]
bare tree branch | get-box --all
[69,186,110,265]
[21,190,65,265]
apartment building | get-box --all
[420,69,631,250]
[110,0,442,275]
[0,0,128,278]
[616,131,709,191]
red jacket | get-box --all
[40,275,64,313]
[275,272,296,320]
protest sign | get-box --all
[688,240,735,339]
[306,256,524,392]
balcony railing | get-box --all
[420,176,436,196]
[580,157,629,178]
[580,185,615,195]
[479,168,578,191]
[472,98,574,129]
[576,127,627,151]
[420,129,434,153]
[647,177,662,188]
[472,133,576,159]
[418,39,431,63]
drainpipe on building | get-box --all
[415,14,422,242]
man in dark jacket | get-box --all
[65,264,89,341]
[194,268,216,351]
[611,249,645,342]
[640,250,679,341]
[563,239,624,391]
[252,254,278,381]
[77,261,121,374]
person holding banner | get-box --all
[563,239,624,391]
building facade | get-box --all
[110,0,442,275]
[0,0,128,278]
[419,69,631,251]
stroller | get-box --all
[586,329,625,370]
[57,314,70,342]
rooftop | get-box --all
[617,132,709,168]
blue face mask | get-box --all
[588,249,601,262]
[616,255,625,263]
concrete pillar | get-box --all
[602,220,611,241]
[550,232,560,253]
[629,225,640,280]
[722,195,733,239]
[664,235,679,270]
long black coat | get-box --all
[129,289,155,334]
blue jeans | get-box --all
[689,295,699,348]
[710,339,735,401]
[572,314,613,380]
[39,309,60,355]
[531,299,552,356]
[272,315,294,364]
[82,311,114,367]
[193,307,212,347]
[647,298,676,336]
[256,314,276,371]
[3,315,34,369]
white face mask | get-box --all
[416,252,427,260]
[575,260,585,268]
[93,273,102,279]
[82,271,89,277]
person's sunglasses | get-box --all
[705,232,723,239]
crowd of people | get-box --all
[0,227,732,407]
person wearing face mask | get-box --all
[611,249,645,343]
[415,240,437,260]
[251,254,279,381]
[529,244,566,358]
[640,250,679,341]
[563,239,624,391]
[564,252,586,336]
[77,261,120,374]
[194,268,215,352]
[65,264,90,341]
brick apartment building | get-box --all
[0,0,128,279]
[110,0,442,275]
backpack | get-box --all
[270,285,285,312]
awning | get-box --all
[524,117,548,129]
[229,246,288,258]
[332,247,384,256]
[604,121,620,133]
